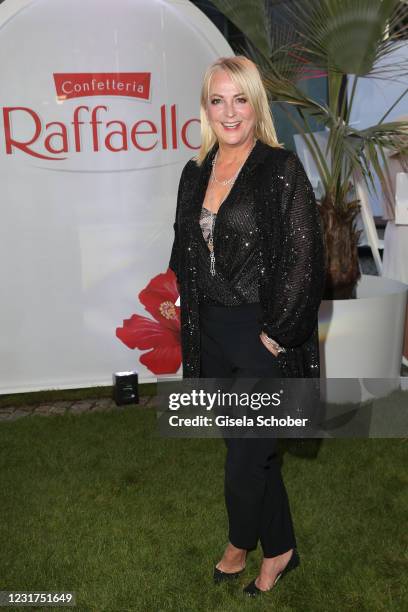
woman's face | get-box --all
[206,69,256,149]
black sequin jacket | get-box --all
[169,140,325,378]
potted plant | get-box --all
[210,0,408,379]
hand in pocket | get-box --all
[259,331,280,357]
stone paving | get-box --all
[0,395,156,422]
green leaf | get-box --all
[283,0,401,76]
[210,0,272,59]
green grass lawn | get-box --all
[0,407,407,611]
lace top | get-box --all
[199,207,216,245]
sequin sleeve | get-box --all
[169,161,192,283]
[261,152,325,348]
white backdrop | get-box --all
[0,0,232,392]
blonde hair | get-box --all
[196,56,282,165]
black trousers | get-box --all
[199,302,297,557]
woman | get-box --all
[169,56,325,596]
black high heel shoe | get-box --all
[213,564,246,584]
[243,548,300,596]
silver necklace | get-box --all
[211,151,244,186]
[207,139,257,276]
[207,181,233,277]
[208,214,216,276]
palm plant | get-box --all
[211,0,408,297]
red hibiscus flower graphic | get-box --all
[116,269,181,375]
